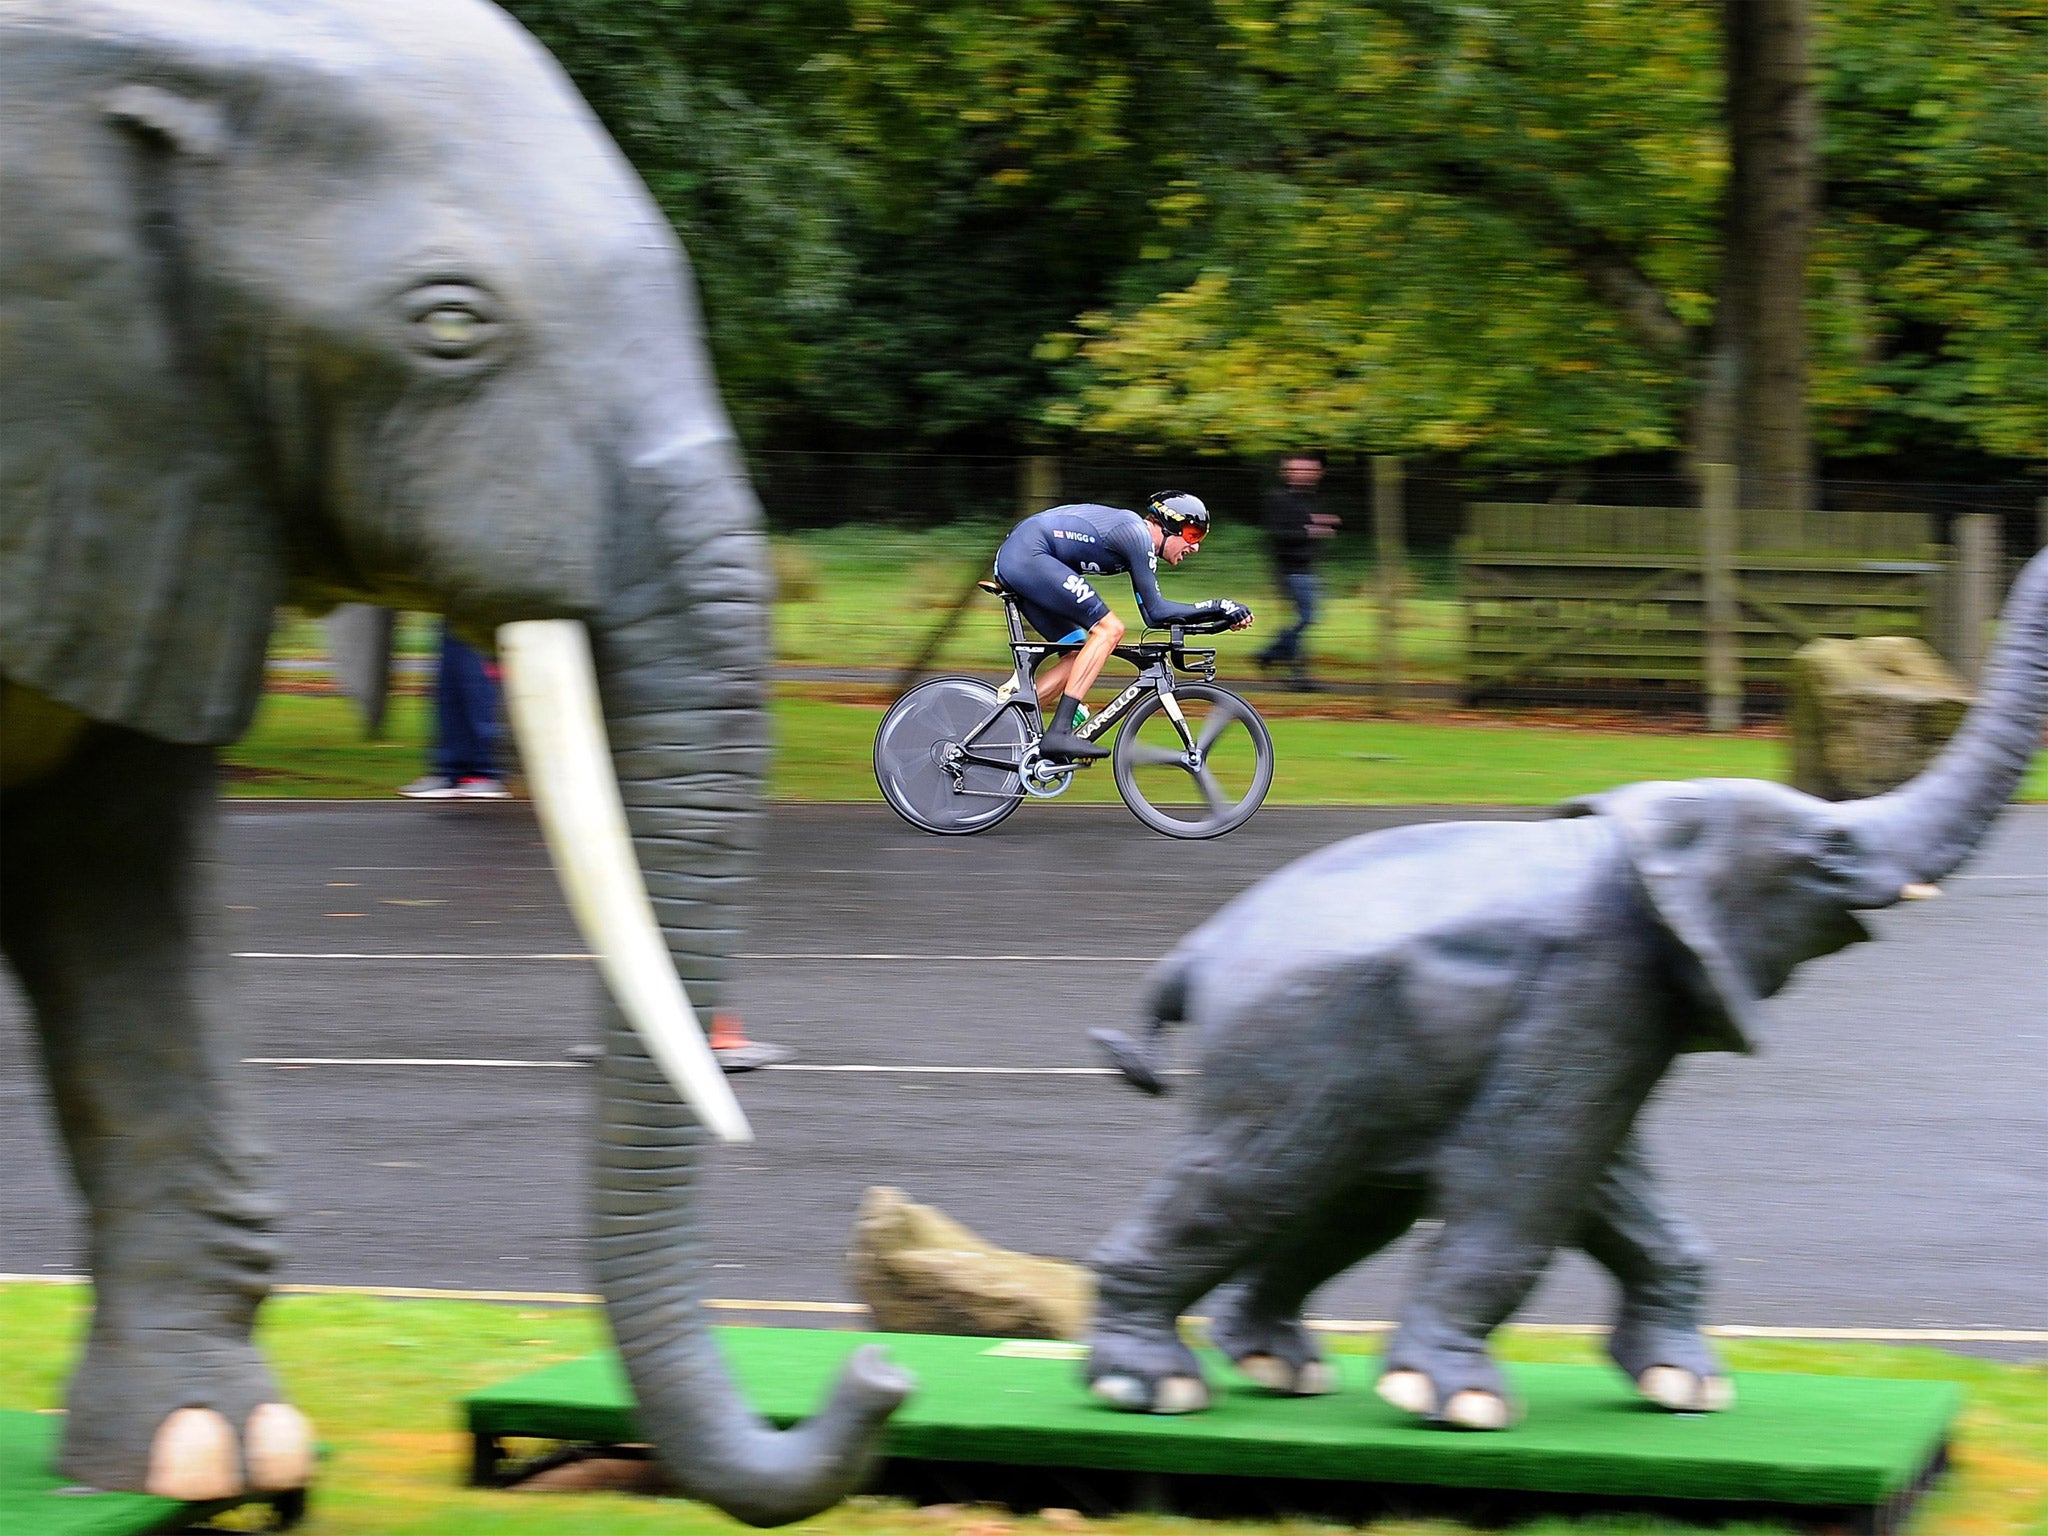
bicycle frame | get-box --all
[944,594,1223,783]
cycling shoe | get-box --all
[1039,729,1109,762]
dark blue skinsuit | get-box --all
[994,504,1241,641]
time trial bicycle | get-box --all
[874,578,1274,839]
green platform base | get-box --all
[0,1411,304,1535]
[466,1329,1957,1530]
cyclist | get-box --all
[992,492,1253,762]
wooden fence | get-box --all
[1459,504,1945,701]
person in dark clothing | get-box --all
[398,621,509,798]
[1256,453,1338,689]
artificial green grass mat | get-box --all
[468,1332,1956,1508]
[0,1412,180,1535]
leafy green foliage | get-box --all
[499,0,2045,467]
[1815,0,2048,460]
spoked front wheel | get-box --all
[1111,682,1274,838]
[874,676,1030,835]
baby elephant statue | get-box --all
[1087,546,2048,1431]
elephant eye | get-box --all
[420,305,484,352]
[398,283,505,363]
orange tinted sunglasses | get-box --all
[1172,522,1208,546]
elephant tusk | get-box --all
[1899,883,1942,901]
[497,619,753,1145]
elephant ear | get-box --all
[1600,783,1767,1054]
[0,39,281,745]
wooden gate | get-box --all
[1460,505,1944,700]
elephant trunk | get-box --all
[509,434,907,1524]
[1846,547,2048,885]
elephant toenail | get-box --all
[1443,1390,1511,1430]
[1089,1375,1150,1411]
[245,1403,314,1491]
[145,1408,242,1501]
[1295,1361,1338,1395]
[1376,1369,1438,1417]
[1236,1354,1293,1391]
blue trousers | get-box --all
[1263,572,1318,665]
[433,624,502,781]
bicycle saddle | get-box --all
[977,578,1014,597]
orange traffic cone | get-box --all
[708,1012,795,1073]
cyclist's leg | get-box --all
[996,547,1110,722]
[1059,613,1126,703]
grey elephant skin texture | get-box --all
[0,1,903,1522]
[1088,547,2048,1425]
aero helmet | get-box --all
[1146,490,1210,544]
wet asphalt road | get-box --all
[2,800,2043,1353]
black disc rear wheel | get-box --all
[874,677,1029,835]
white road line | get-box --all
[241,1057,1163,1076]
[248,1057,587,1069]
[234,951,1161,963]
[236,952,595,961]
[3,1275,2040,1343]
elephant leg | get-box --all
[1578,1133,1731,1412]
[0,725,307,1498]
[1205,1180,1425,1396]
[1382,976,1670,1431]
[1087,1087,1363,1415]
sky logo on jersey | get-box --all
[1062,574,1096,603]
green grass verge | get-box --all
[244,524,2044,805]
[3,1286,2042,1534]
[769,521,1466,683]
[227,688,2048,805]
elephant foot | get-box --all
[1609,1321,1730,1412]
[61,1327,303,1498]
[1637,1366,1735,1413]
[143,1403,312,1500]
[1204,1288,1335,1396]
[1375,1370,1514,1430]
[1084,1325,1210,1414]
[1378,1326,1519,1431]
[1090,1372,1209,1414]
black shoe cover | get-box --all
[1040,728,1109,761]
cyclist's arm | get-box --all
[1126,549,1248,629]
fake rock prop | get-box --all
[850,1187,1094,1341]
[1790,636,1972,801]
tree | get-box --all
[504,0,2044,471]
[1054,0,2045,477]
[1717,0,1819,510]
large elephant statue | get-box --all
[1086,547,2047,1430]
[0,0,906,1522]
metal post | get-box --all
[1373,456,1405,713]
[1018,455,1060,519]
[1954,512,2000,685]
[1702,460,1743,731]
